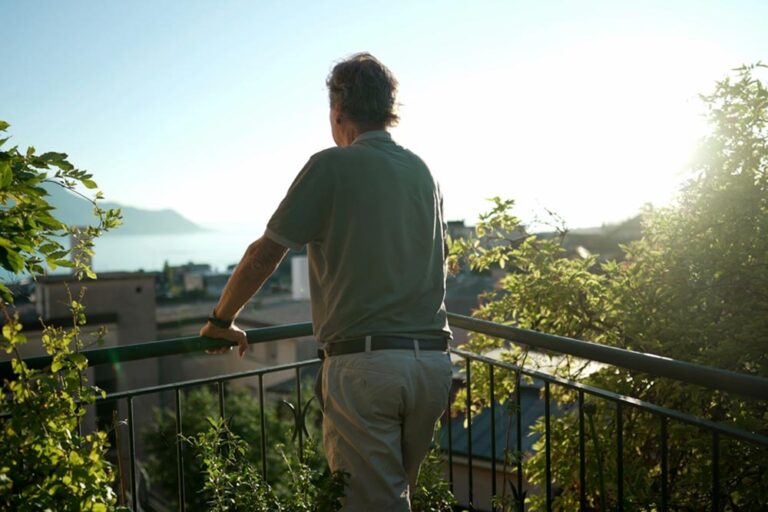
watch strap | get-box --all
[208,309,233,329]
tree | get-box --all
[0,121,123,510]
[449,64,768,509]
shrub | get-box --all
[0,120,123,510]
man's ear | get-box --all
[331,106,343,125]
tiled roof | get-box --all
[439,380,567,462]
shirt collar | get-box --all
[352,130,392,144]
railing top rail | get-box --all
[0,322,314,379]
[2,313,766,400]
[447,313,768,401]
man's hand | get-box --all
[200,321,249,357]
[200,235,287,358]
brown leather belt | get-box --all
[323,335,448,357]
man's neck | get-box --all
[339,123,386,146]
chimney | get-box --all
[291,256,310,300]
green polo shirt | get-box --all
[265,130,451,344]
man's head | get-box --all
[327,53,399,146]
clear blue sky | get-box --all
[2,0,767,232]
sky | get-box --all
[2,0,767,233]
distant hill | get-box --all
[44,183,204,235]
[538,215,643,262]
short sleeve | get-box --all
[265,154,334,250]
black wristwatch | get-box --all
[207,309,234,329]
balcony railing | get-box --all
[2,313,767,511]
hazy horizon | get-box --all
[3,0,767,232]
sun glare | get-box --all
[401,33,723,229]
[510,35,720,227]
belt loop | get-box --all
[413,338,420,359]
[365,335,372,352]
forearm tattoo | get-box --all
[245,237,288,274]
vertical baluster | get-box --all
[447,409,454,493]
[259,374,267,480]
[578,391,586,511]
[465,358,474,508]
[175,389,186,511]
[296,367,304,462]
[112,408,127,507]
[660,416,668,512]
[712,431,720,512]
[587,403,607,512]
[616,402,624,511]
[217,381,226,420]
[515,370,523,512]
[127,397,138,510]
[545,381,552,512]
[489,364,497,511]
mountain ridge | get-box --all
[44,184,204,235]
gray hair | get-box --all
[327,53,399,128]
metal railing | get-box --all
[104,359,318,510]
[2,313,767,511]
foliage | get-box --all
[144,384,335,510]
[175,402,347,511]
[145,384,457,511]
[182,416,347,512]
[0,121,123,509]
[0,121,121,299]
[449,65,768,510]
[0,302,121,511]
[410,427,457,512]
[184,417,274,512]
[272,438,347,512]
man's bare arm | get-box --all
[201,236,289,355]
[215,236,289,319]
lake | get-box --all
[91,231,258,273]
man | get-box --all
[200,52,452,511]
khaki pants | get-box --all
[317,348,452,511]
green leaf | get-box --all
[49,250,70,260]
[2,248,25,273]
[81,178,97,189]
[54,258,74,268]
[0,120,9,131]
[38,242,61,255]
[0,282,12,304]
[51,359,64,372]
[71,353,88,370]
[11,358,27,375]
[0,161,11,189]
[40,151,67,161]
